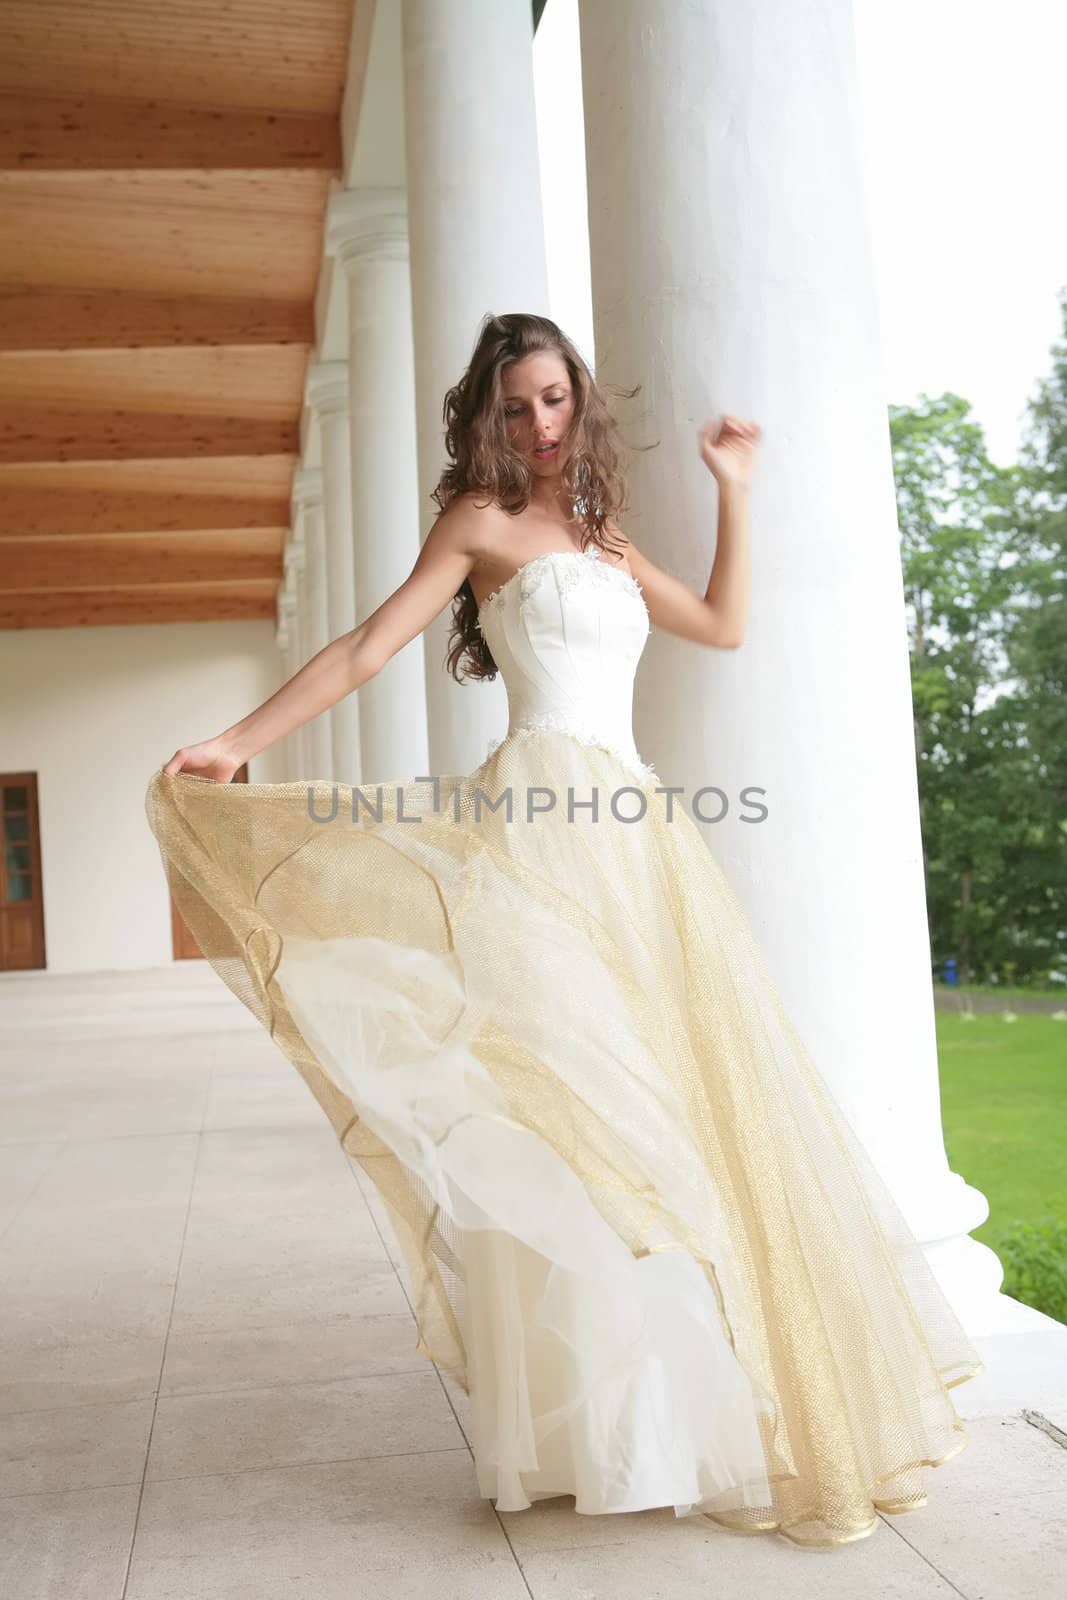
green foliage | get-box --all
[997,1216,1067,1325]
[1014,289,1067,815]
[891,290,1067,985]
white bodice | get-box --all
[475,546,656,784]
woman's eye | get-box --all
[505,396,565,417]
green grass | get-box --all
[937,1012,1067,1254]
[934,979,1067,992]
[933,982,1067,1002]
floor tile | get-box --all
[159,1310,425,1396]
[0,1483,140,1600]
[515,1519,960,1599]
[0,1398,154,1497]
[125,1452,529,1600]
[146,1370,464,1480]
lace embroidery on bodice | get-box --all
[476,544,647,626]
[473,546,657,788]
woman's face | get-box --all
[501,351,575,476]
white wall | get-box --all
[0,621,287,974]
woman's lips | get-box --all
[534,442,558,459]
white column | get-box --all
[327,189,429,782]
[305,362,363,788]
[274,589,299,781]
[291,467,333,780]
[579,0,998,1323]
[402,0,550,774]
[283,529,309,780]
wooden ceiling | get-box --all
[0,0,356,629]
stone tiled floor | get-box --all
[2,964,1065,1599]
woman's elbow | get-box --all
[705,614,745,650]
[343,627,391,689]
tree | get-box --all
[1013,287,1067,812]
[997,287,1067,982]
[891,347,1066,985]
[891,394,1020,981]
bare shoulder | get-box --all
[601,521,669,594]
[428,490,512,564]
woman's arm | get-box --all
[160,503,484,779]
[622,414,760,650]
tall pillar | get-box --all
[579,0,998,1323]
[274,589,299,781]
[305,362,363,787]
[283,529,309,780]
[327,189,429,782]
[291,468,333,780]
[402,0,550,774]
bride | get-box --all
[147,311,983,1548]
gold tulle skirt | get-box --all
[145,728,983,1547]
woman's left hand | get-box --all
[698,415,762,489]
[161,736,242,783]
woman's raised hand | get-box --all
[698,414,762,490]
[161,736,242,783]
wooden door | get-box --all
[170,762,248,959]
[0,773,46,971]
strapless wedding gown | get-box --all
[145,544,983,1547]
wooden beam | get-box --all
[0,1,356,123]
[0,492,292,538]
[0,412,300,463]
[0,94,342,171]
[0,458,296,537]
[0,290,313,351]
[0,170,331,304]
[0,582,278,630]
[0,531,286,591]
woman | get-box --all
[146,312,983,1548]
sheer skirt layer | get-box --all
[145,730,983,1546]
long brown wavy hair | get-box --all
[433,313,644,681]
